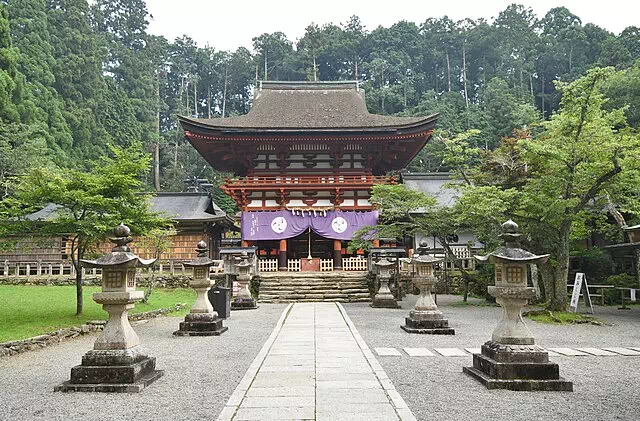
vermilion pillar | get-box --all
[278,239,287,271]
[333,240,343,270]
[372,239,380,248]
[241,240,249,247]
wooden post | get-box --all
[170,260,175,275]
[26,264,30,277]
[278,239,287,271]
[37,260,42,276]
[333,240,342,270]
[3,261,8,276]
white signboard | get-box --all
[569,273,583,310]
[569,272,594,314]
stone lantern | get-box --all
[371,254,400,308]
[401,242,454,334]
[174,241,228,336]
[231,251,257,310]
[55,223,163,393]
[463,220,573,391]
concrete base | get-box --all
[231,297,258,310]
[401,315,454,335]
[401,325,455,335]
[463,366,573,391]
[173,313,228,336]
[463,341,573,392]
[55,347,163,393]
[371,297,400,309]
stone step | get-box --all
[259,285,369,290]
[259,290,368,296]
[259,282,367,289]
[259,279,367,285]
[261,280,367,284]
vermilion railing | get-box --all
[224,175,396,189]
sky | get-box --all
[145,0,639,52]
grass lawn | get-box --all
[0,285,195,342]
[525,309,601,325]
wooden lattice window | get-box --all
[127,270,136,288]
[506,266,524,284]
[105,271,124,288]
[194,268,206,279]
[495,264,503,283]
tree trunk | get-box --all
[462,42,469,108]
[548,221,571,311]
[446,51,451,92]
[264,49,268,81]
[193,77,198,116]
[635,249,640,289]
[144,266,155,303]
[539,260,554,303]
[154,73,160,192]
[529,73,534,105]
[541,73,545,118]
[313,55,317,81]
[75,268,83,316]
[222,64,228,118]
[434,62,439,93]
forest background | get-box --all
[2,0,639,209]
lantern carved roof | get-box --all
[411,241,443,265]
[81,223,156,268]
[184,240,216,267]
[475,220,549,265]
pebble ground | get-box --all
[1,297,639,421]
[0,304,286,421]
[344,295,640,421]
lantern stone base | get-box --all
[173,313,228,336]
[463,341,573,391]
[55,346,163,393]
[400,311,456,335]
[371,296,400,309]
[231,297,257,310]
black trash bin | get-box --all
[209,286,231,319]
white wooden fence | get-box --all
[258,258,278,272]
[320,259,334,272]
[287,259,301,272]
[343,257,368,271]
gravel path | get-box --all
[0,304,286,421]
[343,295,640,421]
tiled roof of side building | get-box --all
[179,80,438,132]
[401,172,459,209]
[21,193,233,225]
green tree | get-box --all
[7,0,72,162]
[47,0,110,162]
[4,143,171,315]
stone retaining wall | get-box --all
[0,274,232,289]
[0,303,187,359]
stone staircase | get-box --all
[258,271,371,303]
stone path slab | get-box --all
[464,347,481,354]
[576,348,618,356]
[374,347,403,356]
[603,347,640,356]
[403,348,435,357]
[434,348,468,357]
[217,302,415,421]
[548,348,589,356]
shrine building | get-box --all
[179,81,438,272]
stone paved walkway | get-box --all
[217,302,415,421]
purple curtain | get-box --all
[241,210,378,241]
